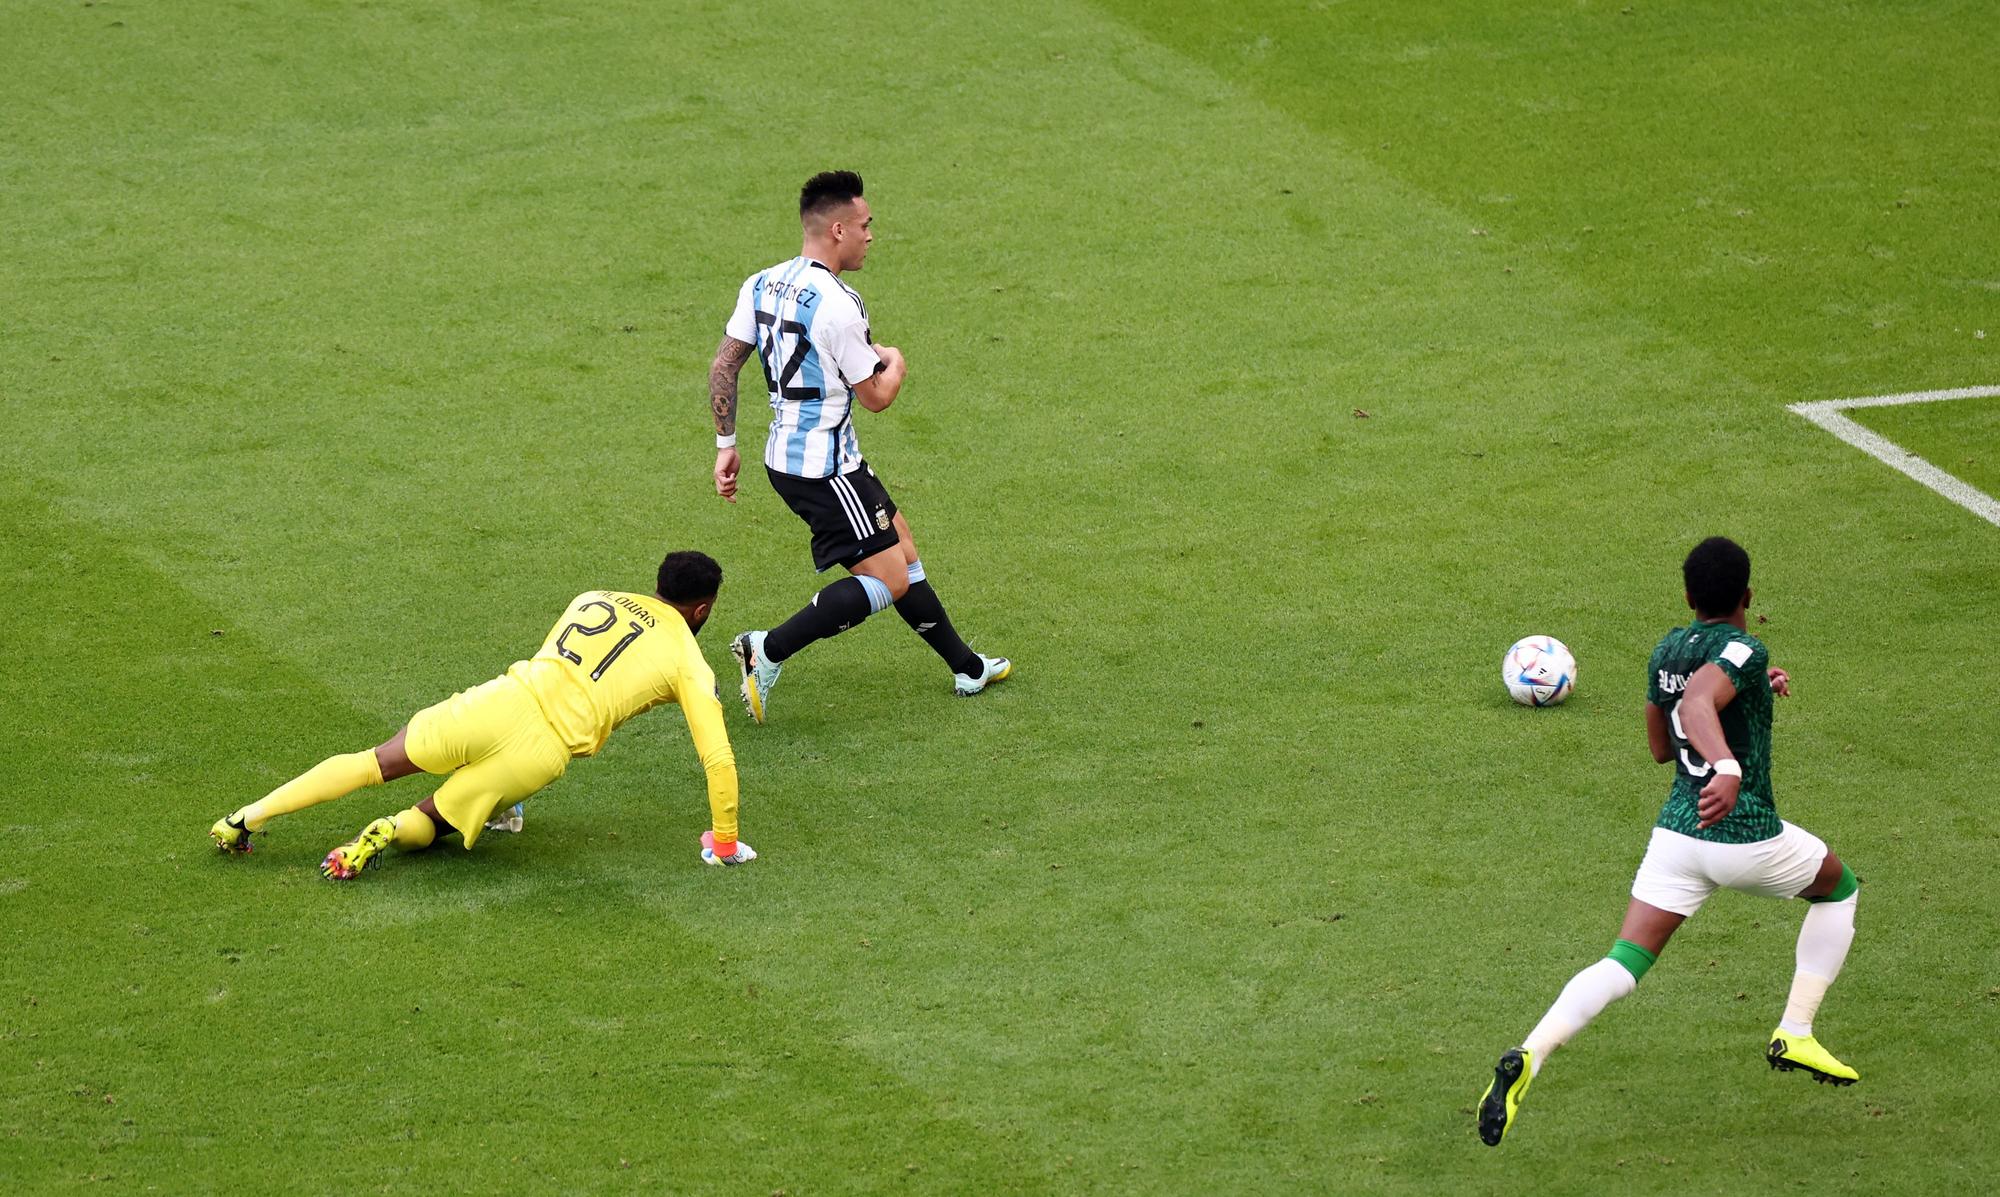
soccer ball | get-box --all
[1503,636,1576,707]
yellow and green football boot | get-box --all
[1477,1048,1535,1146]
[320,817,396,880]
[1768,1030,1858,1085]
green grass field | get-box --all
[5,2,1998,1192]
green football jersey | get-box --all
[1645,621,1780,844]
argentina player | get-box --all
[707,170,1009,722]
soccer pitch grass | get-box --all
[3,0,1997,1191]
[1849,394,2000,505]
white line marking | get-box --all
[1787,386,2000,527]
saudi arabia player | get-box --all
[207,551,756,876]
[1478,536,1862,1146]
[707,170,1009,723]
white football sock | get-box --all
[1521,958,1637,1076]
[1780,890,1857,1037]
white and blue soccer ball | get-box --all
[1503,636,1576,707]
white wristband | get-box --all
[1711,758,1742,777]
[715,433,737,449]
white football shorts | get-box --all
[1630,821,1829,917]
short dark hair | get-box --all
[657,550,722,603]
[800,170,864,220]
[1682,536,1750,617]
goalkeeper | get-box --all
[208,550,756,876]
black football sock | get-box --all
[763,576,884,662]
[894,576,981,676]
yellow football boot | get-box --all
[731,631,780,725]
[1767,1030,1858,1085]
[1477,1048,1535,1146]
[320,817,396,880]
[210,814,252,854]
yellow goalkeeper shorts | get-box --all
[404,675,570,848]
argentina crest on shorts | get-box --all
[767,459,901,572]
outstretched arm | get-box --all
[710,336,754,502]
[682,682,743,856]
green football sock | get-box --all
[1607,938,1658,982]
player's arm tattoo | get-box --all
[709,336,752,438]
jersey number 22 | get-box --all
[754,309,819,401]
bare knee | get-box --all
[415,796,461,840]
[1799,852,1844,899]
[852,551,910,601]
[1614,898,1686,956]
[374,727,424,781]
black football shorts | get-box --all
[766,460,902,571]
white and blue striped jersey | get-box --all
[725,257,883,480]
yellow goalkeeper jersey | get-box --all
[505,590,737,840]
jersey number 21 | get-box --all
[555,601,645,682]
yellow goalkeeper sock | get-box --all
[235,750,384,831]
[390,807,436,851]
